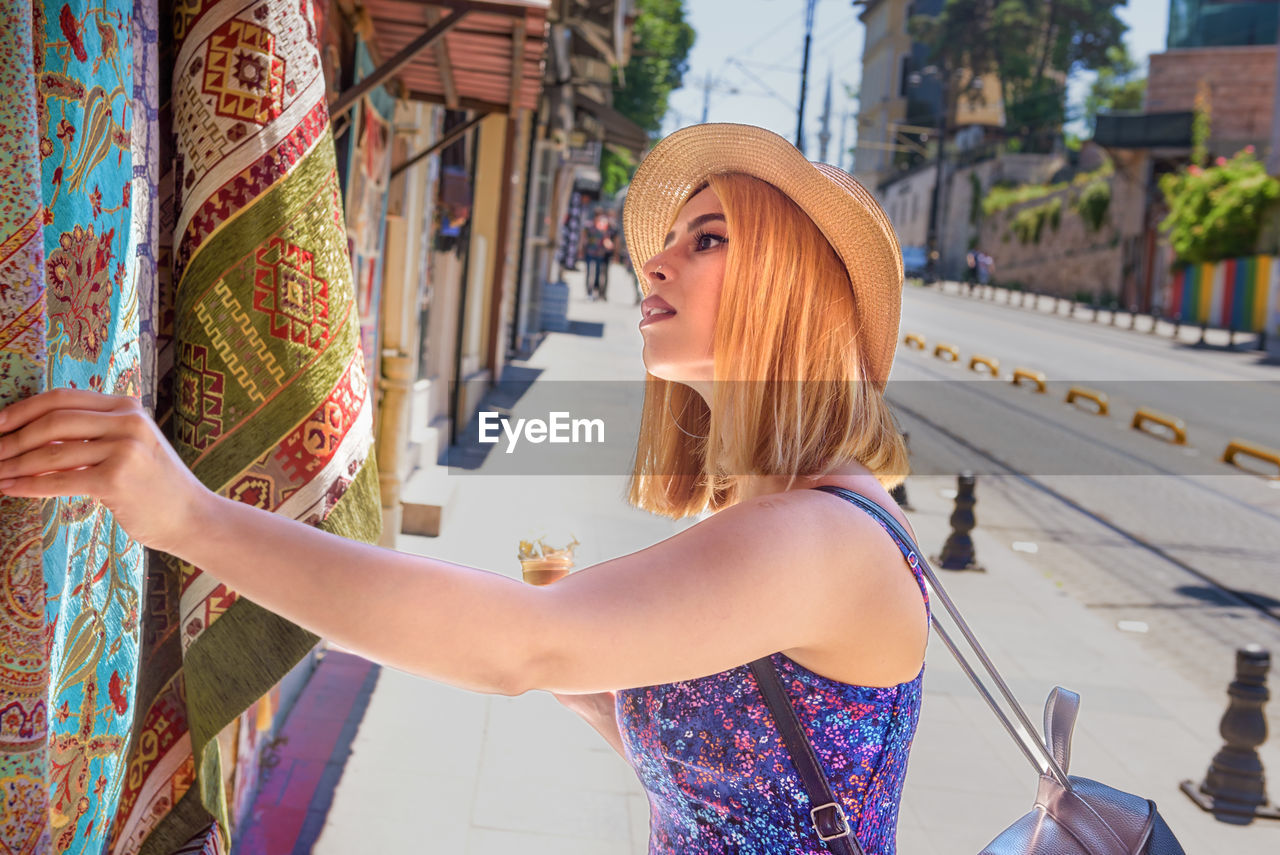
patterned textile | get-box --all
[105,1,382,853]
[0,0,146,851]
[617,488,931,855]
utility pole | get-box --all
[925,69,950,283]
[702,70,713,124]
[795,0,818,154]
[818,67,833,162]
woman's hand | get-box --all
[0,389,214,555]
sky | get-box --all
[662,0,1171,166]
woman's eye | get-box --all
[694,232,727,251]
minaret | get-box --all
[839,108,850,171]
[818,67,833,162]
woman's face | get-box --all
[637,187,728,396]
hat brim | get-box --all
[623,123,904,389]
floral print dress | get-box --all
[617,486,931,854]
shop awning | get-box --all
[575,92,649,154]
[333,0,550,119]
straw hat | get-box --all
[623,122,904,390]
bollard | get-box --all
[1172,313,1181,339]
[1092,303,1100,323]
[890,433,912,510]
[1109,301,1119,326]
[1128,304,1138,330]
[1148,310,1161,335]
[935,472,984,572]
[1181,645,1280,819]
[1199,322,1208,346]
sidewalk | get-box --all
[240,264,1280,853]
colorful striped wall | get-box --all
[1167,256,1279,333]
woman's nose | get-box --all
[642,255,669,285]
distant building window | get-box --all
[906,3,915,29]
[1168,0,1278,49]
[900,57,911,97]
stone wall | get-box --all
[976,152,1147,300]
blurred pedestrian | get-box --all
[580,206,617,301]
[977,251,993,286]
[0,124,922,854]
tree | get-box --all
[909,0,1127,150]
[1083,44,1146,135]
[601,0,695,195]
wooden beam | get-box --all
[507,19,527,110]
[425,7,460,110]
[406,91,512,115]
[389,111,487,179]
[330,9,469,121]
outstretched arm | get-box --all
[0,390,900,698]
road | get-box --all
[890,283,1280,728]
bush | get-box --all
[1158,146,1280,265]
[1074,180,1110,233]
[982,160,1114,217]
[1010,197,1063,244]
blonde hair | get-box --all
[626,172,909,520]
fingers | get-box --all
[0,388,136,433]
[0,435,124,483]
[0,406,148,461]
[0,463,110,499]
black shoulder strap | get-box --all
[748,656,866,854]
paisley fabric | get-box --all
[0,1,145,851]
[105,1,382,853]
[617,490,931,854]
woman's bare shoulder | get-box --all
[780,481,930,688]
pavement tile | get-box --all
[466,829,634,855]
[470,778,633,842]
[238,804,307,854]
[275,759,326,810]
[310,771,475,854]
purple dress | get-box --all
[616,487,931,853]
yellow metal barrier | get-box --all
[904,333,926,350]
[968,355,999,376]
[1011,368,1047,393]
[1065,386,1109,416]
[1222,439,1280,478]
[934,343,960,362]
[1131,407,1187,445]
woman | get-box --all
[0,124,926,853]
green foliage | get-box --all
[1083,43,1146,134]
[601,146,635,197]
[1011,197,1062,244]
[1047,196,1062,231]
[982,159,1113,217]
[1073,179,1110,232]
[1191,81,1211,168]
[968,172,983,225]
[910,0,1127,147]
[1158,146,1280,266]
[611,0,695,136]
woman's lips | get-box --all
[639,311,676,329]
